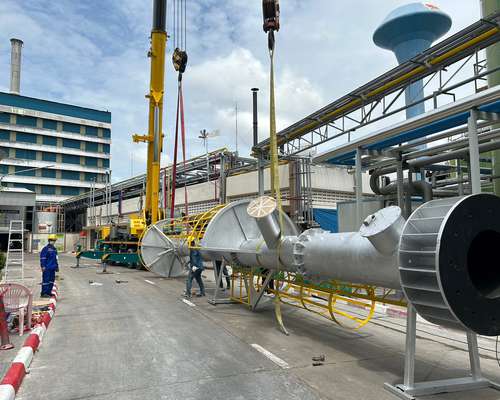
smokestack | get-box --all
[10,38,23,95]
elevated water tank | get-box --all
[373,3,452,118]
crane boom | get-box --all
[133,0,167,225]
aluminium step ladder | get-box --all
[4,220,24,282]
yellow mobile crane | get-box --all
[75,0,168,268]
[133,0,168,226]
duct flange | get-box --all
[139,219,186,278]
[399,194,500,336]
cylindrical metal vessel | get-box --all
[140,194,500,336]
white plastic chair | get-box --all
[0,283,33,336]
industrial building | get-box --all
[0,39,111,203]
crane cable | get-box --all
[263,0,288,335]
[170,0,189,220]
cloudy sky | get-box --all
[0,1,481,181]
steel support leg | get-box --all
[396,157,405,216]
[468,109,481,195]
[258,158,265,196]
[384,305,500,399]
[355,147,363,226]
[251,272,273,311]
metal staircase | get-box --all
[3,220,24,282]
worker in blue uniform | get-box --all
[40,234,59,298]
[184,241,205,298]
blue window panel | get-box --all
[85,172,97,181]
[61,186,80,196]
[63,138,81,149]
[103,159,110,168]
[62,170,80,180]
[62,122,81,134]
[42,136,57,146]
[16,115,37,127]
[0,130,10,141]
[14,183,35,191]
[0,113,10,123]
[102,144,110,154]
[41,185,56,195]
[85,142,98,152]
[15,149,36,160]
[102,128,111,138]
[86,157,98,167]
[42,152,57,162]
[15,166,35,176]
[16,132,37,143]
[0,165,7,175]
[42,119,57,130]
[86,126,98,136]
[41,169,56,178]
[62,154,80,165]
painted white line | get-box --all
[182,299,196,307]
[144,280,156,286]
[250,344,289,369]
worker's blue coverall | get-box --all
[186,248,205,296]
[40,243,58,296]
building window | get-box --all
[62,170,80,180]
[85,172,97,181]
[41,185,56,195]
[62,122,80,134]
[63,138,81,149]
[42,136,57,146]
[62,154,80,165]
[86,126,98,136]
[42,152,57,162]
[15,166,35,177]
[102,128,111,138]
[14,183,35,191]
[16,115,37,127]
[103,144,110,154]
[41,169,56,178]
[85,142,98,152]
[103,159,110,168]
[86,157,98,167]
[0,113,10,124]
[42,119,57,130]
[15,149,36,160]
[61,186,80,196]
[16,132,37,143]
[0,130,9,141]
[0,165,7,175]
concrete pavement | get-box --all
[13,253,500,400]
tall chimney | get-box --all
[10,38,23,95]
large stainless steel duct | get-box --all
[141,194,500,336]
[10,38,23,95]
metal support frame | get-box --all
[208,260,235,305]
[385,305,500,399]
[468,109,481,194]
[355,147,363,226]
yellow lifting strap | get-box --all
[267,27,288,336]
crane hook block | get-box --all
[172,48,188,74]
[262,0,280,32]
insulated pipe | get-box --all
[370,169,433,202]
[142,194,500,336]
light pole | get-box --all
[199,129,210,183]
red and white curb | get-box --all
[0,283,59,400]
